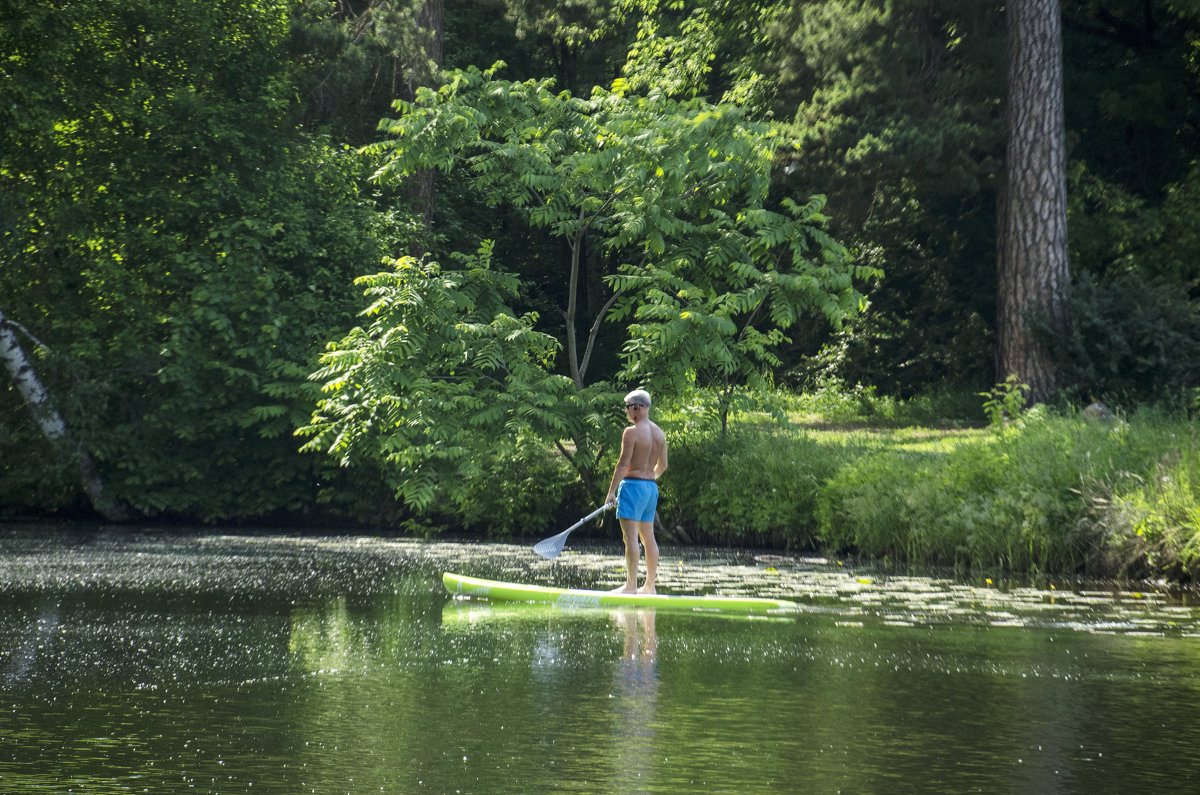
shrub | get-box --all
[1077,410,1200,580]
[1028,271,1200,408]
[456,434,583,538]
[658,424,844,548]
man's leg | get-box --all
[615,517,641,593]
[637,519,658,593]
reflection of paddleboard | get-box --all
[443,572,801,614]
[440,601,796,627]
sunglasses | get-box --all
[624,403,641,409]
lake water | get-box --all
[2,525,1200,793]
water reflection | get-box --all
[3,597,60,686]
[3,527,1200,793]
[611,609,659,792]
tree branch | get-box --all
[3,318,50,351]
[578,284,624,384]
[555,439,591,483]
[565,206,587,389]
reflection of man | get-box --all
[614,608,658,662]
[612,608,658,789]
[604,390,668,594]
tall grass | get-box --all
[819,411,1120,572]
[1080,412,1200,579]
[658,389,1200,581]
[655,386,975,547]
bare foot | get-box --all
[638,585,656,594]
[610,585,637,594]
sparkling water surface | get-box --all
[2,525,1199,793]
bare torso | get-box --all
[617,419,667,481]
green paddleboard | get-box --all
[443,572,800,614]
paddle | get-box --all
[533,503,614,559]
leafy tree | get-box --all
[1,0,393,521]
[610,0,1200,409]
[616,0,781,110]
[616,195,865,432]
[292,0,435,144]
[300,243,601,516]
[302,63,873,515]
[769,0,1198,399]
[1027,271,1200,407]
[493,0,633,92]
[1062,1,1200,289]
[0,308,125,519]
[1035,2,1200,407]
[1063,0,1200,204]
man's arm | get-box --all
[654,440,668,478]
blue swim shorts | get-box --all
[616,478,658,523]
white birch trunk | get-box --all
[0,308,127,521]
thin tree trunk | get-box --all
[412,0,444,246]
[997,0,1070,404]
[0,308,127,520]
[566,219,586,389]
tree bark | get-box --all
[413,0,444,242]
[997,0,1070,404]
[0,308,127,521]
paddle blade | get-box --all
[533,529,571,560]
[533,503,613,559]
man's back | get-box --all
[622,419,667,480]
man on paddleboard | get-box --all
[604,389,668,594]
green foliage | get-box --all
[300,243,617,517]
[464,0,636,94]
[1066,161,1200,291]
[1100,441,1200,580]
[645,390,1200,580]
[366,64,787,264]
[1027,271,1200,408]
[979,375,1031,427]
[1062,1,1200,204]
[614,0,783,113]
[659,423,839,547]
[646,385,972,546]
[776,0,1200,399]
[290,0,432,143]
[0,0,394,521]
[768,0,1005,395]
[617,195,879,431]
[0,381,84,517]
[813,409,1186,574]
[455,433,584,536]
[362,62,871,441]
[5,0,1200,536]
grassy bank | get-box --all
[658,399,1200,583]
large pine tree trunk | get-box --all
[996,0,1070,404]
[0,308,127,521]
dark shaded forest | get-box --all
[3,1,1198,533]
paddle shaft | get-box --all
[563,503,611,534]
[533,503,613,559]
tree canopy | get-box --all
[300,64,875,510]
[3,0,1199,527]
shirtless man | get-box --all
[604,389,668,594]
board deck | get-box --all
[443,572,800,614]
